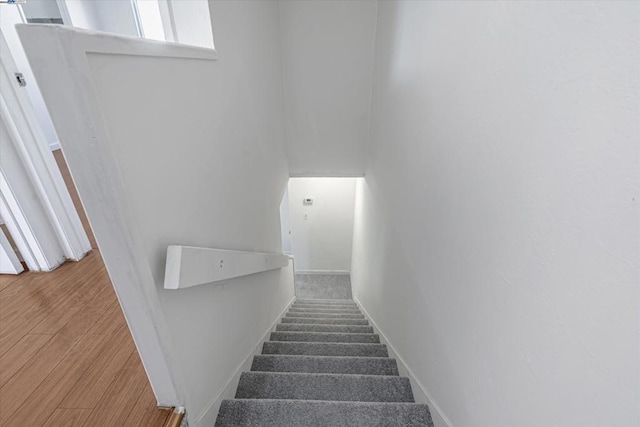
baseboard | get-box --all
[163,406,185,427]
[354,297,454,427]
[191,296,296,427]
[49,141,61,151]
[295,270,350,275]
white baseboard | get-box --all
[191,296,296,427]
[295,270,350,275]
[49,141,61,151]
[354,297,453,427]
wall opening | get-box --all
[284,177,357,273]
[281,177,361,300]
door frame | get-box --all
[0,27,90,271]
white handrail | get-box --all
[164,245,290,289]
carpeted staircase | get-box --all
[215,298,433,426]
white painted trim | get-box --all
[158,0,178,43]
[0,225,24,274]
[0,168,54,271]
[49,141,60,151]
[25,24,217,61]
[17,24,191,406]
[0,96,80,261]
[192,296,296,427]
[129,0,144,38]
[354,297,454,427]
[294,270,351,275]
[164,246,290,290]
[0,30,90,263]
[56,0,73,26]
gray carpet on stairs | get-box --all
[281,317,369,325]
[291,301,359,307]
[235,372,414,402]
[294,274,353,300]
[285,312,365,319]
[275,323,374,333]
[294,298,356,305]
[291,302,358,308]
[289,307,363,313]
[262,341,389,357]
[251,354,400,375]
[270,331,380,343]
[216,400,432,427]
[215,298,433,427]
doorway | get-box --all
[280,177,359,299]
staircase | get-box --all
[216,298,433,426]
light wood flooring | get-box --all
[0,151,171,426]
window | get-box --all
[133,0,214,49]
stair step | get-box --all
[291,302,360,310]
[281,317,369,325]
[216,399,433,427]
[251,355,399,376]
[295,299,357,306]
[235,372,414,402]
[289,307,362,314]
[291,303,361,309]
[276,323,374,334]
[285,312,364,319]
[270,331,379,344]
[290,307,361,313]
[263,341,388,357]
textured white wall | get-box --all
[279,0,377,177]
[352,2,639,426]
[288,178,356,272]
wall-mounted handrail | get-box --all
[164,245,290,290]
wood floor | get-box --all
[0,151,171,426]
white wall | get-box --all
[279,0,377,177]
[288,178,356,272]
[19,1,293,425]
[88,2,291,418]
[352,2,639,427]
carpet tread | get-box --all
[215,298,432,426]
